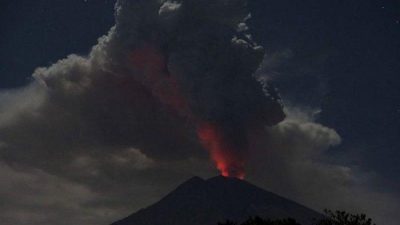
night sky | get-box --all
[0,0,399,225]
[247,0,400,192]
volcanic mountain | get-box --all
[111,176,323,225]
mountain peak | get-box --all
[179,176,205,187]
[111,176,323,225]
[206,175,248,185]
[207,175,240,181]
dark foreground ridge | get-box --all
[111,176,323,225]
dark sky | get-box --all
[0,0,399,224]
[0,0,115,87]
[248,0,400,193]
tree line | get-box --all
[218,209,376,225]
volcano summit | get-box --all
[111,176,323,225]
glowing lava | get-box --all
[197,122,245,179]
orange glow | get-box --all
[128,43,187,112]
[197,123,245,179]
[128,44,246,179]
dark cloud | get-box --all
[0,0,398,225]
[1,0,284,177]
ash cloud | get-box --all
[1,0,283,221]
[246,107,399,225]
[0,0,284,177]
[0,0,398,225]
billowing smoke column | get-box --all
[111,0,285,178]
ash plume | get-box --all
[0,0,284,179]
[1,1,399,225]
[105,0,286,177]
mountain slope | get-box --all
[111,176,323,225]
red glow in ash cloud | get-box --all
[124,32,284,179]
[197,122,245,179]
[128,44,187,112]
[128,44,249,179]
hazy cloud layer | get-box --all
[247,107,399,225]
[0,0,398,225]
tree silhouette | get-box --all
[312,209,376,225]
[218,220,238,225]
[218,216,300,225]
[218,209,376,225]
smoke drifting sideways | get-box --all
[2,0,285,179]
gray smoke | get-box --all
[0,0,284,175]
[1,1,397,225]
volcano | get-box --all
[111,176,323,225]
